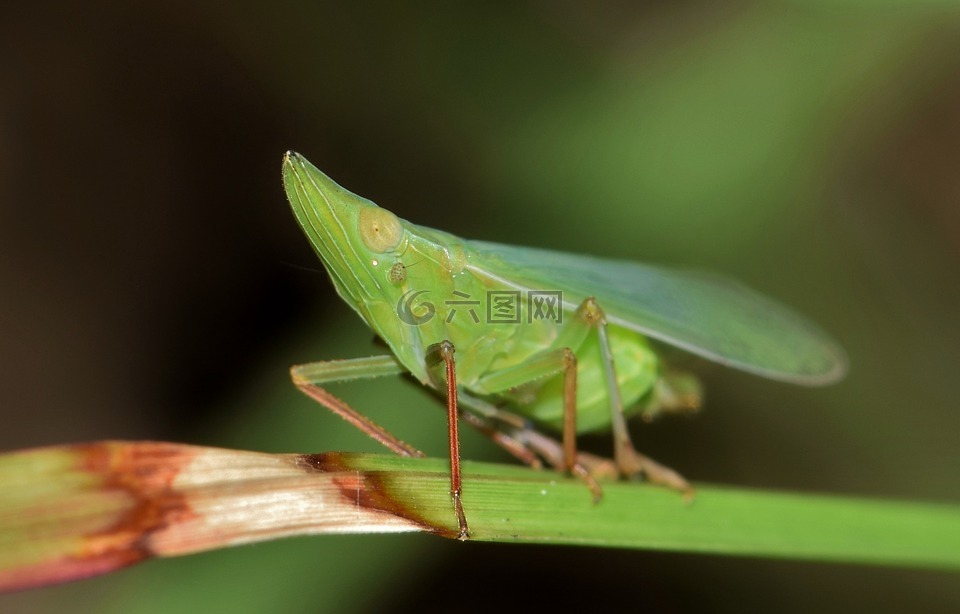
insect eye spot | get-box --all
[388,262,407,284]
[359,207,403,253]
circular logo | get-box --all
[397,289,435,325]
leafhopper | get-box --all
[282,152,845,539]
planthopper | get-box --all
[282,152,846,539]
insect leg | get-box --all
[476,348,581,466]
[456,408,543,469]
[641,370,703,422]
[290,355,424,457]
[587,298,694,497]
[460,388,617,502]
[426,341,469,540]
[461,385,605,502]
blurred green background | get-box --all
[2,1,960,611]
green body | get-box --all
[344,217,664,432]
[283,153,845,434]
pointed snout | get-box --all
[282,151,384,303]
[282,151,366,264]
[283,151,360,228]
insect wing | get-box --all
[465,241,846,386]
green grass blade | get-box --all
[2,443,958,594]
[330,453,960,571]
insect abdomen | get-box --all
[506,325,659,433]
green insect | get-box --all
[282,152,846,539]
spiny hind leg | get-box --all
[585,297,694,498]
[612,448,693,498]
[460,392,688,498]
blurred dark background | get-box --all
[2,2,960,612]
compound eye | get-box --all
[388,262,407,284]
[358,207,403,253]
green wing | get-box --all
[466,240,847,386]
